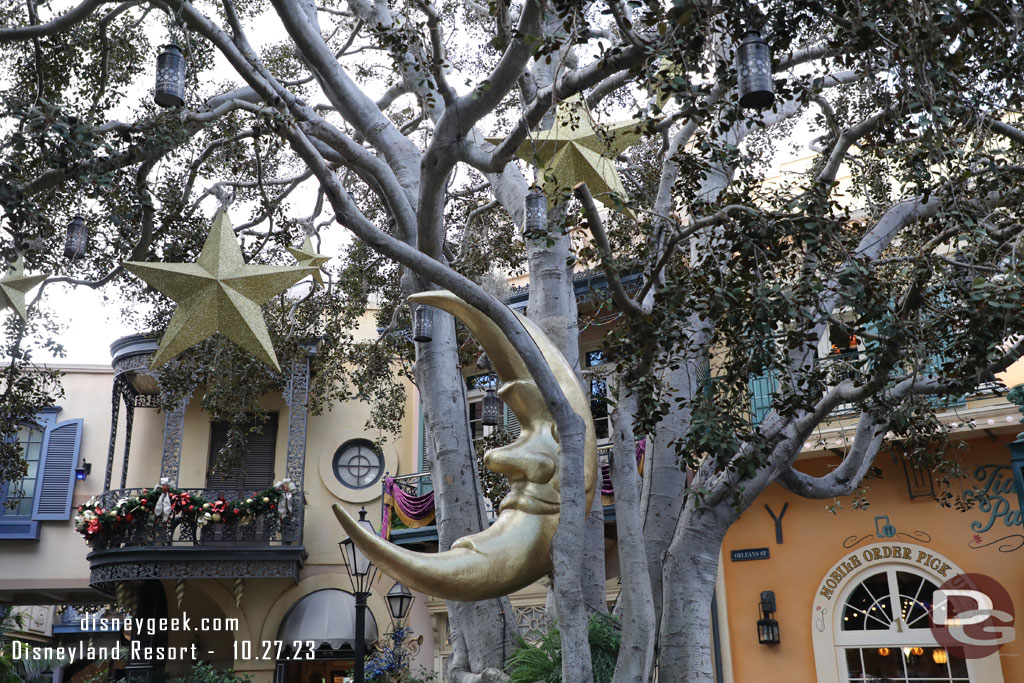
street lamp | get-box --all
[339,508,378,683]
[386,582,414,627]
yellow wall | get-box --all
[722,421,1024,683]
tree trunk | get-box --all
[411,290,518,677]
[523,195,596,683]
[657,503,733,682]
[609,385,655,683]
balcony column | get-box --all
[103,377,123,491]
[119,386,138,489]
[282,342,315,540]
[159,401,187,485]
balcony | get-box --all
[85,487,304,596]
[382,444,626,548]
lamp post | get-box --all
[386,582,414,627]
[339,508,378,683]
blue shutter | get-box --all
[32,419,83,521]
[503,404,521,439]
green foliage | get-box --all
[506,615,621,683]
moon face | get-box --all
[332,290,597,601]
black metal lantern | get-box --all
[737,30,775,109]
[482,387,500,427]
[413,304,433,343]
[757,590,780,644]
[386,582,414,623]
[63,214,88,260]
[154,43,186,107]
[524,188,547,238]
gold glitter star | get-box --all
[287,235,330,285]
[0,256,48,321]
[123,211,317,371]
[487,95,641,212]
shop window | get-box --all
[0,409,84,540]
[837,568,972,682]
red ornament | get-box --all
[77,506,83,512]
[233,508,240,514]
[189,505,195,511]
[117,516,122,522]
[270,504,276,510]
[125,513,134,522]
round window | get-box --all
[332,440,384,489]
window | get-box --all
[332,440,384,489]
[1,425,45,516]
[0,409,84,540]
[206,414,278,492]
[584,350,610,442]
[838,569,972,682]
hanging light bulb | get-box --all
[737,30,775,109]
[413,304,433,343]
[154,42,187,107]
[482,387,500,427]
[63,215,88,260]
[524,188,547,238]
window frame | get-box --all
[331,439,385,490]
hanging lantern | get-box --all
[482,387,500,427]
[63,215,88,260]
[932,648,948,664]
[413,304,433,343]
[737,30,775,109]
[154,43,186,107]
[524,188,547,238]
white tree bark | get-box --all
[609,384,655,683]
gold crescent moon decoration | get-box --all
[333,290,597,601]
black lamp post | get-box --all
[339,508,378,683]
[386,582,414,627]
[757,590,780,645]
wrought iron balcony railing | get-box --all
[88,487,301,551]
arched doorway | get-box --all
[810,542,1005,683]
[274,589,378,683]
[836,566,968,681]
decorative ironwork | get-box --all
[89,488,301,550]
[133,394,161,409]
[283,350,312,542]
[104,377,124,491]
[119,389,137,489]
[159,401,186,485]
[89,556,300,596]
[513,605,550,643]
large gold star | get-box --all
[0,256,49,321]
[287,235,330,285]
[487,96,642,212]
[123,211,317,372]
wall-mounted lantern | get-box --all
[757,590,780,645]
[75,458,91,481]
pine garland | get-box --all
[73,480,297,546]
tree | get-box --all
[2,1,1024,682]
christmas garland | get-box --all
[74,478,298,546]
